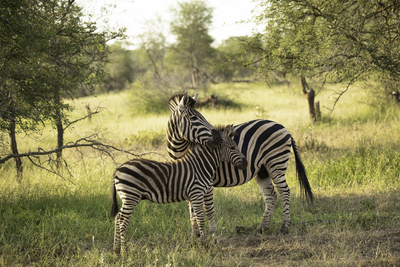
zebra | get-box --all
[110,125,248,254]
[167,92,222,155]
[167,94,313,235]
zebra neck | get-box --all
[166,118,190,159]
[187,144,220,179]
[167,139,190,160]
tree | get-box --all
[103,42,145,92]
[1,0,56,180]
[170,0,215,88]
[138,17,168,82]
[0,0,124,180]
[214,37,254,82]
[242,0,400,105]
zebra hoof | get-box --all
[209,231,217,238]
[279,224,289,235]
[254,227,267,235]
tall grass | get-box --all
[1,82,399,266]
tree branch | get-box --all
[0,136,167,164]
[63,110,101,131]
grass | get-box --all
[1,82,400,266]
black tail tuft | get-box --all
[110,178,119,218]
[292,138,313,203]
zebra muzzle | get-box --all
[237,157,248,170]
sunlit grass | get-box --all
[1,82,400,266]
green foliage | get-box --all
[102,42,146,92]
[0,0,125,180]
[0,0,56,132]
[170,0,216,87]
[0,0,124,130]
[243,0,400,92]
[129,79,182,114]
[214,37,254,82]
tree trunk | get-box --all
[191,69,198,88]
[301,76,321,122]
[307,87,317,121]
[56,109,63,169]
[9,113,23,182]
[86,104,92,123]
[54,88,63,169]
[391,90,399,102]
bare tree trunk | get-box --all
[391,90,399,102]
[86,104,92,123]
[315,101,321,120]
[54,88,63,169]
[9,113,23,182]
[301,76,321,122]
[56,109,63,169]
[191,68,199,88]
[301,76,309,95]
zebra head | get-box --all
[167,92,222,160]
[218,125,248,170]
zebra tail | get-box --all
[110,178,119,218]
[291,138,314,203]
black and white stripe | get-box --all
[110,125,247,254]
[167,92,222,158]
[168,95,313,234]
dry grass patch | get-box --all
[218,227,400,267]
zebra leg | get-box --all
[203,187,217,235]
[188,201,200,238]
[255,174,277,234]
[116,198,139,254]
[271,174,291,234]
[113,213,122,253]
[190,197,206,238]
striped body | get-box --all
[213,120,312,233]
[214,120,292,187]
[167,95,313,234]
[110,125,247,254]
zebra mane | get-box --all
[168,93,196,112]
[215,124,237,137]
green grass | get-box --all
[1,82,400,266]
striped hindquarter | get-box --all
[110,125,247,254]
[168,119,313,234]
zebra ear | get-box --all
[178,92,189,111]
[193,92,199,102]
[224,124,234,137]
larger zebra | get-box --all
[166,92,222,154]
[110,125,247,254]
[167,93,313,235]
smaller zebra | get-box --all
[110,125,247,254]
